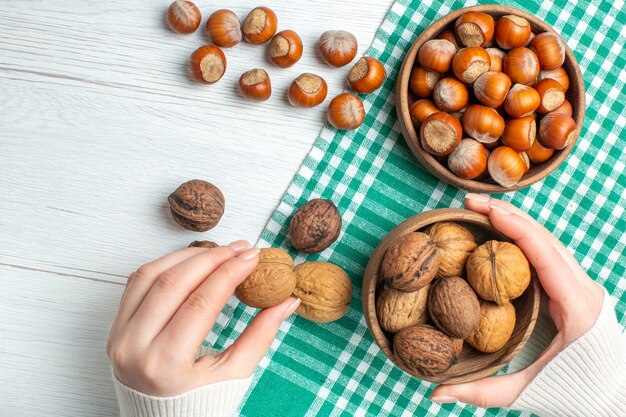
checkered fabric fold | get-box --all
[206,0,626,415]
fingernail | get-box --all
[237,248,260,261]
[466,193,490,203]
[281,298,301,320]
[489,204,511,215]
[431,394,458,403]
[229,240,251,251]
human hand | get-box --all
[431,194,605,408]
[106,241,300,396]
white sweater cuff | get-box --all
[511,289,626,417]
[112,347,252,417]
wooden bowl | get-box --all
[362,209,540,384]
[396,5,585,193]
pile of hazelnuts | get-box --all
[409,12,577,187]
[166,1,387,131]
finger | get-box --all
[157,247,262,357]
[195,297,300,382]
[465,194,587,282]
[486,206,580,303]
[126,243,251,341]
[431,371,530,408]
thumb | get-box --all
[431,371,529,408]
[199,297,300,380]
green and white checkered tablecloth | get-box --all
[206,0,626,415]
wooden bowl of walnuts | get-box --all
[362,208,540,384]
[396,5,585,192]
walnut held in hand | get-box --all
[428,276,480,339]
[188,240,218,248]
[380,232,440,292]
[289,199,341,253]
[377,284,430,333]
[467,240,531,305]
[466,299,516,353]
[394,324,458,376]
[235,248,296,308]
[293,262,352,323]
[427,222,477,278]
[168,180,225,232]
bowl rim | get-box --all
[362,208,541,384]
[396,4,586,193]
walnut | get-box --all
[168,180,225,232]
[376,285,430,333]
[427,222,477,278]
[451,338,464,356]
[380,232,440,292]
[235,248,296,308]
[428,276,480,338]
[466,299,516,353]
[293,261,352,323]
[289,199,341,253]
[188,240,218,248]
[467,240,531,305]
[393,324,458,376]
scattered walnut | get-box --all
[188,240,218,248]
[380,232,440,292]
[467,240,531,305]
[293,261,352,323]
[235,248,296,308]
[289,199,342,253]
[428,276,480,339]
[466,299,516,353]
[168,180,225,232]
[377,285,430,333]
[393,324,458,376]
[427,222,477,278]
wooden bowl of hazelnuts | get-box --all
[396,5,585,192]
[362,209,540,384]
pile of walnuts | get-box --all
[376,221,531,376]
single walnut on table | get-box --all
[376,285,430,333]
[235,248,296,309]
[293,261,352,323]
[168,179,225,232]
[289,199,341,253]
[188,240,218,249]
[380,232,440,292]
[427,222,477,278]
[467,240,531,305]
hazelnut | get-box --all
[409,66,441,98]
[190,45,226,84]
[318,30,358,67]
[504,84,540,118]
[293,262,352,323]
[289,199,341,253]
[427,222,478,277]
[551,99,573,116]
[377,285,430,333]
[242,6,277,44]
[474,71,512,108]
[348,57,386,94]
[502,115,536,151]
[420,112,463,156]
[462,104,505,144]
[526,138,555,164]
[454,11,495,47]
[327,93,365,131]
[467,240,531,305]
[452,46,491,84]
[495,15,531,49]
[288,73,328,108]
[433,77,468,112]
[418,39,456,73]
[206,9,241,47]
[409,99,439,128]
[487,146,527,187]
[437,28,461,50]
[466,299,516,353]
[238,68,272,101]
[534,78,565,114]
[235,248,296,308]
[394,324,458,376]
[268,30,303,68]
[168,179,225,232]
[538,113,576,150]
[486,47,505,72]
[529,32,566,70]
[166,0,201,34]
[380,232,440,292]
[503,47,540,85]
[428,276,481,339]
[537,67,570,91]
[447,138,488,180]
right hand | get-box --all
[431,194,605,408]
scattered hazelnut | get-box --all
[242,6,277,44]
[268,30,303,68]
[288,73,328,107]
[190,45,226,84]
[327,93,365,130]
[348,57,386,94]
[166,0,201,34]
[420,112,463,156]
[318,30,358,67]
[238,68,272,101]
[206,9,241,47]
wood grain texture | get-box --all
[396,5,585,193]
[0,0,392,415]
[362,209,540,384]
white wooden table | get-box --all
[0,1,392,415]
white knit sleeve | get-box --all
[112,346,252,417]
[511,289,626,417]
